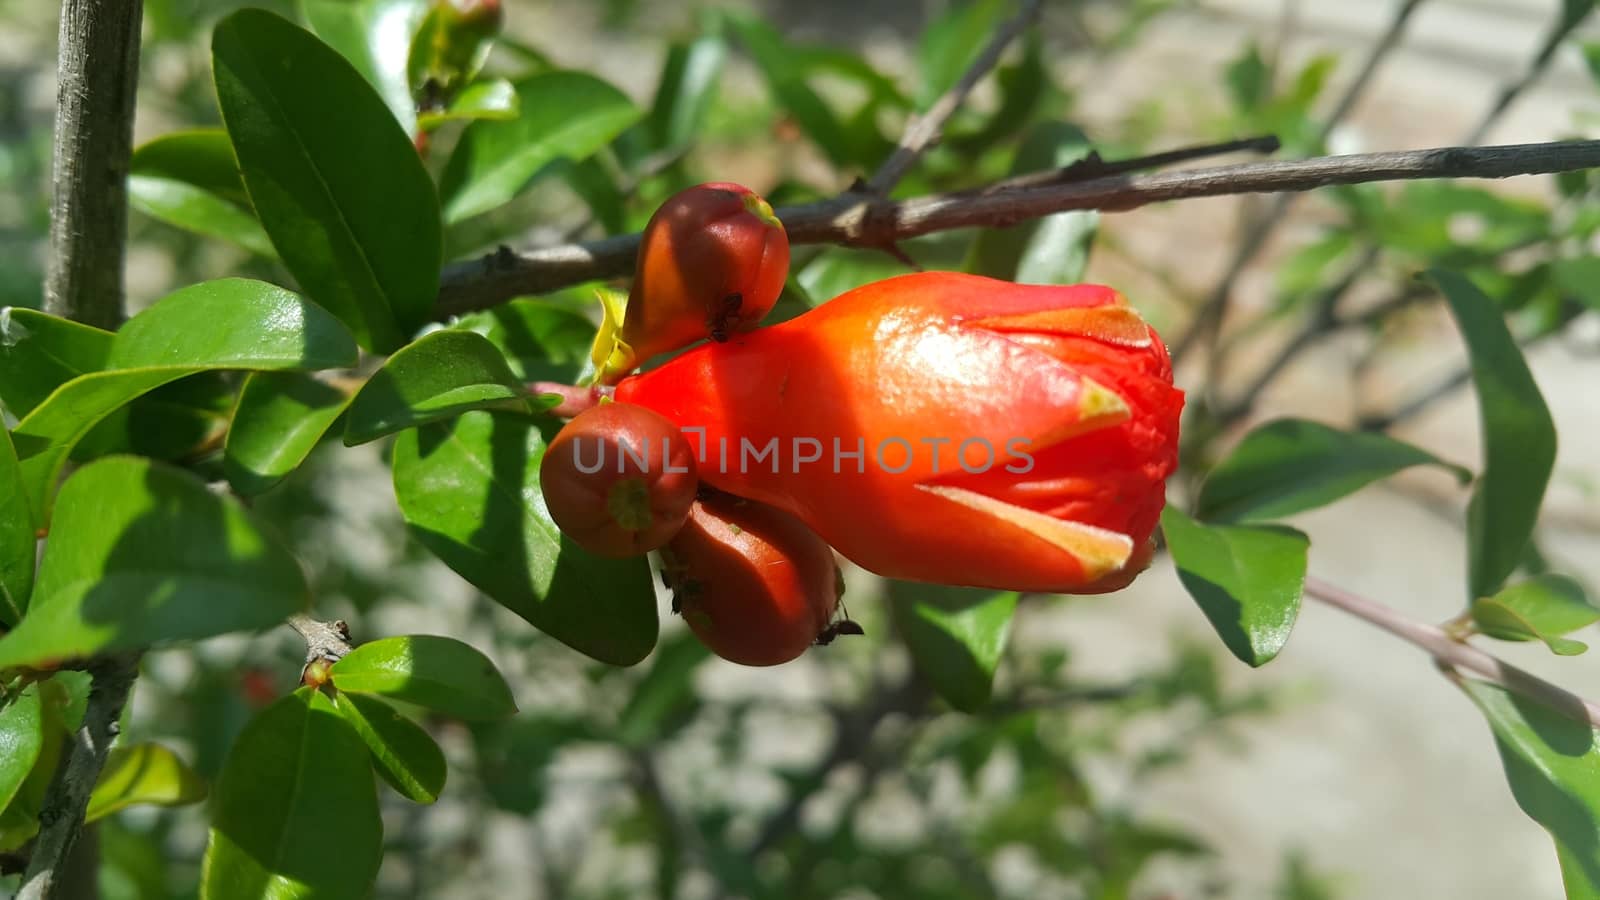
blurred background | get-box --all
[3,1,1600,897]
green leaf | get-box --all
[966,122,1097,284]
[0,683,62,849]
[11,279,358,525]
[109,279,357,371]
[129,130,278,258]
[1473,575,1600,656]
[0,307,112,419]
[646,32,728,151]
[1161,506,1307,667]
[1429,269,1558,600]
[201,688,382,900]
[391,411,657,665]
[214,8,442,352]
[86,742,208,823]
[449,298,595,382]
[224,372,352,497]
[916,0,1007,107]
[0,686,44,814]
[0,430,35,624]
[330,634,515,719]
[1462,681,1600,897]
[416,77,519,129]
[332,690,447,804]
[439,71,641,222]
[0,457,309,670]
[300,0,427,135]
[344,329,532,445]
[1195,418,1471,523]
[890,582,1018,712]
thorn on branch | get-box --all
[287,613,354,667]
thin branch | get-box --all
[1303,576,1600,729]
[974,133,1281,193]
[863,0,1044,195]
[436,140,1600,317]
[1167,0,1430,367]
[21,3,146,897]
[18,654,138,900]
[43,0,143,331]
[287,612,354,664]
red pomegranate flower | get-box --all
[614,271,1183,594]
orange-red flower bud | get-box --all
[539,402,698,558]
[594,183,789,383]
[662,492,841,666]
[615,271,1183,594]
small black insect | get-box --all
[814,619,865,646]
[708,292,743,342]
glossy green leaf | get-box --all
[0,307,112,419]
[0,686,44,814]
[890,582,1018,712]
[0,429,34,624]
[300,0,426,134]
[225,372,353,496]
[1430,269,1558,600]
[1463,681,1600,896]
[1196,418,1471,523]
[439,71,641,222]
[332,690,447,803]
[1584,43,1600,88]
[966,122,1098,284]
[1473,575,1600,656]
[109,279,357,371]
[330,634,516,719]
[0,457,309,670]
[416,77,519,128]
[449,299,595,382]
[1162,506,1307,667]
[201,688,382,900]
[11,279,358,524]
[0,683,62,849]
[392,411,657,665]
[344,329,531,445]
[214,8,442,351]
[646,32,727,150]
[129,130,277,258]
[86,742,208,823]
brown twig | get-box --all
[1303,576,1600,729]
[863,0,1044,195]
[436,140,1600,317]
